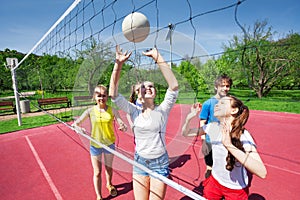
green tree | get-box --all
[0,49,25,92]
[74,39,114,95]
[275,33,300,89]
[175,60,206,94]
[222,20,300,98]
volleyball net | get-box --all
[9,0,253,199]
[11,0,250,123]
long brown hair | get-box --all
[129,83,140,103]
[226,95,249,171]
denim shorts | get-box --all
[90,144,115,156]
[133,152,170,177]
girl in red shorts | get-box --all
[182,95,267,200]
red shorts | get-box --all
[203,175,249,200]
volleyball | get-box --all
[122,12,150,43]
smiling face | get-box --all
[140,81,156,100]
[215,79,231,98]
[93,86,108,107]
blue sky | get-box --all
[1,0,299,56]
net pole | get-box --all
[11,68,22,126]
[70,125,206,200]
[13,0,82,71]
[6,58,22,126]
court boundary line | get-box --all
[25,136,63,200]
[0,108,298,199]
[264,163,300,176]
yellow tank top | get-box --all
[90,105,115,148]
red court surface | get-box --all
[1,105,299,200]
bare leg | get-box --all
[149,177,167,200]
[104,153,117,196]
[133,174,150,200]
[104,153,114,186]
[91,155,102,199]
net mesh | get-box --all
[10,0,251,199]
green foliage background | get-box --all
[1,22,299,134]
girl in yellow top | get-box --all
[72,85,127,200]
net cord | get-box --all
[13,0,82,71]
[70,125,206,200]
[16,92,204,200]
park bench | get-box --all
[37,97,71,109]
[73,95,94,106]
[0,101,16,113]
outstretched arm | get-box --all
[143,48,178,91]
[109,45,132,99]
[72,108,90,126]
[182,103,204,136]
[71,108,91,134]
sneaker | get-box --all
[107,185,118,197]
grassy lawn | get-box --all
[230,89,300,113]
[0,89,299,134]
[0,111,74,134]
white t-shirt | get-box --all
[112,89,178,159]
[204,122,256,189]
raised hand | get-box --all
[115,45,132,64]
[221,119,232,148]
[142,47,160,63]
[190,102,202,117]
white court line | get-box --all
[265,163,300,176]
[25,136,63,200]
[250,110,300,120]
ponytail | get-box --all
[225,96,249,171]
